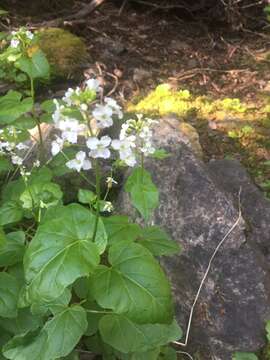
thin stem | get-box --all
[85,309,112,314]
[92,159,101,242]
[141,152,144,181]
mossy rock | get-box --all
[37,28,89,78]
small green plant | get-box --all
[0,27,49,85]
[228,125,254,139]
[0,28,182,360]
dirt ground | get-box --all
[3,0,270,191]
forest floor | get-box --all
[6,0,270,195]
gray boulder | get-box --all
[117,117,270,359]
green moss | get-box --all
[37,28,89,78]
[128,84,270,198]
[128,84,251,120]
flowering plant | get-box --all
[0,28,182,360]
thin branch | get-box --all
[66,0,106,20]
[174,188,242,348]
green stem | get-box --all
[92,159,101,242]
[141,153,144,181]
[85,309,112,314]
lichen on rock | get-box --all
[37,27,89,78]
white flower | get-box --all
[25,30,34,40]
[62,88,75,106]
[111,135,136,166]
[51,137,64,156]
[10,39,20,48]
[66,151,92,172]
[123,153,137,167]
[52,99,65,124]
[87,136,111,159]
[33,160,40,167]
[104,97,123,119]
[16,143,29,151]
[86,79,101,93]
[92,105,113,129]
[140,141,155,155]
[80,103,88,111]
[58,118,86,144]
[102,201,114,212]
[11,155,23,165]
[3,142,15,151]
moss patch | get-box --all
[37,28,89,78]
[128,84,270,196]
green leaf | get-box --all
[20,181,63,210]
[78,189,96,205]
[118,348,160,360]
[91,242,173,324]
[43,305,87,358]
[0,201,23,226]
[16,50,50,80]
[24,204,102,302]
[12,115,36,130]
[125,167,159,220]
[151,149,171,160]
[232,353,258,360]
[2,178,25,203]
[0,308,42,335]
[0,91,33,125]
[0,157,12,173]
[137,226,180,256]
[0,272,20,318]
[40,99,56,113]
[0,231,25,266]
[84,301,103,336]
[3,329,48,360]
[158,346,177,360]
[0,331,11,360]
[0,227,6,248]
[103,215,141,246]
[99,314,181,353]
[30,288,71,316]
[3,305,87,360]
[266,320,270,342]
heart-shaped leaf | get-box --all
[24,204,102,303]
[99,314,181,353]
[125,167,158,220]
[91,242,173,324]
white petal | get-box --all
[76,151,86,161]
[111,139,121,150]
[86,137,99,150]
[100,135,111,147]
[100,148,111,159]
[82,160,92,170]
[86,79,101,92]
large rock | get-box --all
[117,117,270,359]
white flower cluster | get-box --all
[10,29,34,49]
[51,80,156,172]
[0,127,30,167]
[112,115,157,167]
